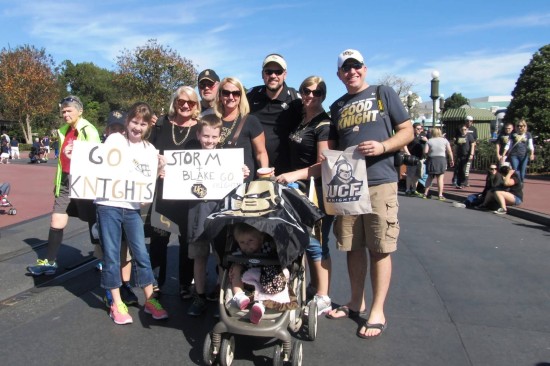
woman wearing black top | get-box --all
[276,76,337,316]
[214,77,268,180]
[479,163,523,215]
[148,86,202,299]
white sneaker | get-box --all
[232,291,250,310]
[306,295,332,316]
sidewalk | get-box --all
[0,162,56,228]
[2,163,550,229]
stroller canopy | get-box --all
[202,179,323,268]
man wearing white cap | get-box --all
[453,115,477,186]
[325,49,413,338]
[247,53,302,174]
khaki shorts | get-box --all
[94,240,132,262]
[188,240,211,259]
[334,182,399,254]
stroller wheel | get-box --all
[219,335,235,366]
[307,301,318,341]
[272,343,284,366]
[202,332,218,366]
[8,208,16,215]
[291,341,303,366]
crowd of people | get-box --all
[10,48,535,340]
[0,130,58,164]
[401,115,533,215]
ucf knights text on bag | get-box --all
[321,146,373,215]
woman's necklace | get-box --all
[219,114,239,146]
[171,122,191,146]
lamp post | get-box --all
[430,70,440,130]
[438,93,445,129]
[406,91,413,119]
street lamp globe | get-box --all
[431,70,440,79]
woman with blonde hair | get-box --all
[214,77,268,180]
[422,127,454,200]
[276,75,337,316]
[147,85,202,301]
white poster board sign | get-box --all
[163,149,244,200]
[69,139,158,202]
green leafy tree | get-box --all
[0,45,58,143]
[505,44,550,141]
[58,60,119,125]
[444,93,469,110]
[115,39,197,114]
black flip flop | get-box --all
[356,321,387,339]
[325,305,366,320]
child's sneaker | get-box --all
[144,298,169,320]
[26,259,58,276]
[110,302,133,325]
[232,291,250,311]
[311,295,332,316]
[250,302,265,324]
[120,283,139,306]
[494,208,507,215]
[187,294,207,316]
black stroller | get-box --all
[201,179,323,366]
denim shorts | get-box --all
[306,236,330,262]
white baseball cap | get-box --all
[466,115,474,121]
[262,54,287,70]
[337,49,364,68]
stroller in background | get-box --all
[201,178,323,366]
[0,182,16,215]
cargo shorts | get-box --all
[334,182,399,254]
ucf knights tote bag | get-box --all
[321,146,372,215]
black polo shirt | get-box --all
[247,82,302,174]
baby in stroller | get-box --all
[201,178,323,365]
[229,223,297,324]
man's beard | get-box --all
[266,83,283,93]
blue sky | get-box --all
[1,0,548,108]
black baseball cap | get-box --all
[198,69,220,83]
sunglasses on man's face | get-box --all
[199,80,215,89]
[301,87,323,98]
[221,90,241,98]
[263,69,284,76]
[489,167,497,171]
[341,63,364,72]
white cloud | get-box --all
[448,13,550,33]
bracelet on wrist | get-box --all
[381,142,387,153]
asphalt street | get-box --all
[1,191,549,366]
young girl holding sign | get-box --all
[96,102,168,325]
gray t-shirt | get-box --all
[426,137,449,158]
[330,85,409,186]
